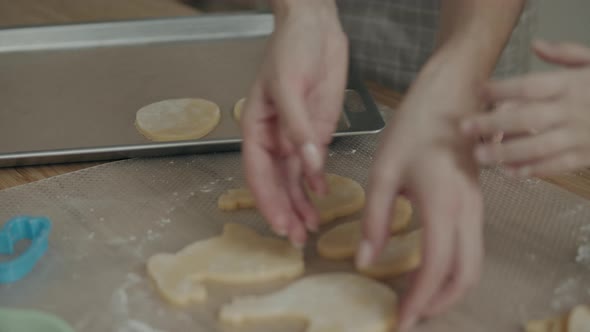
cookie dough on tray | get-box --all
[135,98,220,141]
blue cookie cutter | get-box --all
[0,216,52,284]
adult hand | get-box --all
[463,40,590,177]
[357,65,484,331]
[241,0,348,246]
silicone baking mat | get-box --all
[0,106,589,331]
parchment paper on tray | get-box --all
[0,107,590,332]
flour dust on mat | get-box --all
[135,98,220,142]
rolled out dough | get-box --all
[146,223,304,306]
[233,97,246,121]
[218,174,365,224]
[317,197,413,259]
[135,98,220,141]
[219,273,398,332]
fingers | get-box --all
[461,102,563,139]
[272,79,324,181]
[398,175,457,331]
[423,189,483,317]
[474,128,577,166]
[285,156,320,234]
[356,139,405,269]
[242,86,295,237]
[533,39,590,68]
[484,72,566,103]
[505,149,590,178]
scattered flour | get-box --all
[552,277,581,310]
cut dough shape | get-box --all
[524,305,590,332]
[317,197,413,259]
[568,305,590,332]
[358,229,422,279]
[218,174,365,224]
[146,223,304,306]
[220,273,397,332]
[233,97,246,121]
[525,317,566,332]
[135,98,220,141]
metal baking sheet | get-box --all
[0,106,589,331]
[0,14,384,167]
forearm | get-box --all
[418,0,526,92]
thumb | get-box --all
[533,39,590,68]
[273,81,324,178]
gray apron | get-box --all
[337,0,538,92]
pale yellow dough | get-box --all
[317,197,413,259]
[220,273,398,332]
[358,229,422,279]
[218,174,365,224]
[135,98,220,141]
[146,223,304,306]
[524,305,590,332]
[233,97,246,121]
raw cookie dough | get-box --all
[147,223,304,306]
[525,305,590,332]
[358,229,422,279]
[135,98,220,141]
[218,174,365,224]
[233,97,246,121]
[0,309,74,332]
[220,273,397,332]
[317,197,413,259]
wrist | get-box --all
[270,0,338,21]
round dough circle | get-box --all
[135,98,220,142]
[233,97,246,121]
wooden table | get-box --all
[1,1,590,200]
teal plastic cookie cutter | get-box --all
[0,216,52,284]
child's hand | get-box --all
[461,40,590,177]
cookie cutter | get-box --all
[0,216,52,284]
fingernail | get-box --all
[306,220,319,233]
[516,167,532,178]
[356,240,374,269]
[460,120,475,134]
[400,315,418,332]
[474,146,492,164]
[274,216,289,236]
[302,143,322,173]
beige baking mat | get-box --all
[1,107,590,332]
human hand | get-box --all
[241,0,348,246]
[462,40,590,177]
[356,67,484,331]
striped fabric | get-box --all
[337,0,538,92]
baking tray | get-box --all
[0,14,385,168]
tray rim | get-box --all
[0,14,385,168]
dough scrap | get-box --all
[220,273,397,332]
[358,229,422,279]
[146,223,304,306]
[568,305,590,332]
[524,305,590,332]
[233,97,246,121]
[317,197,413,259]
[135,98,220,141]
[218,174,365,224]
